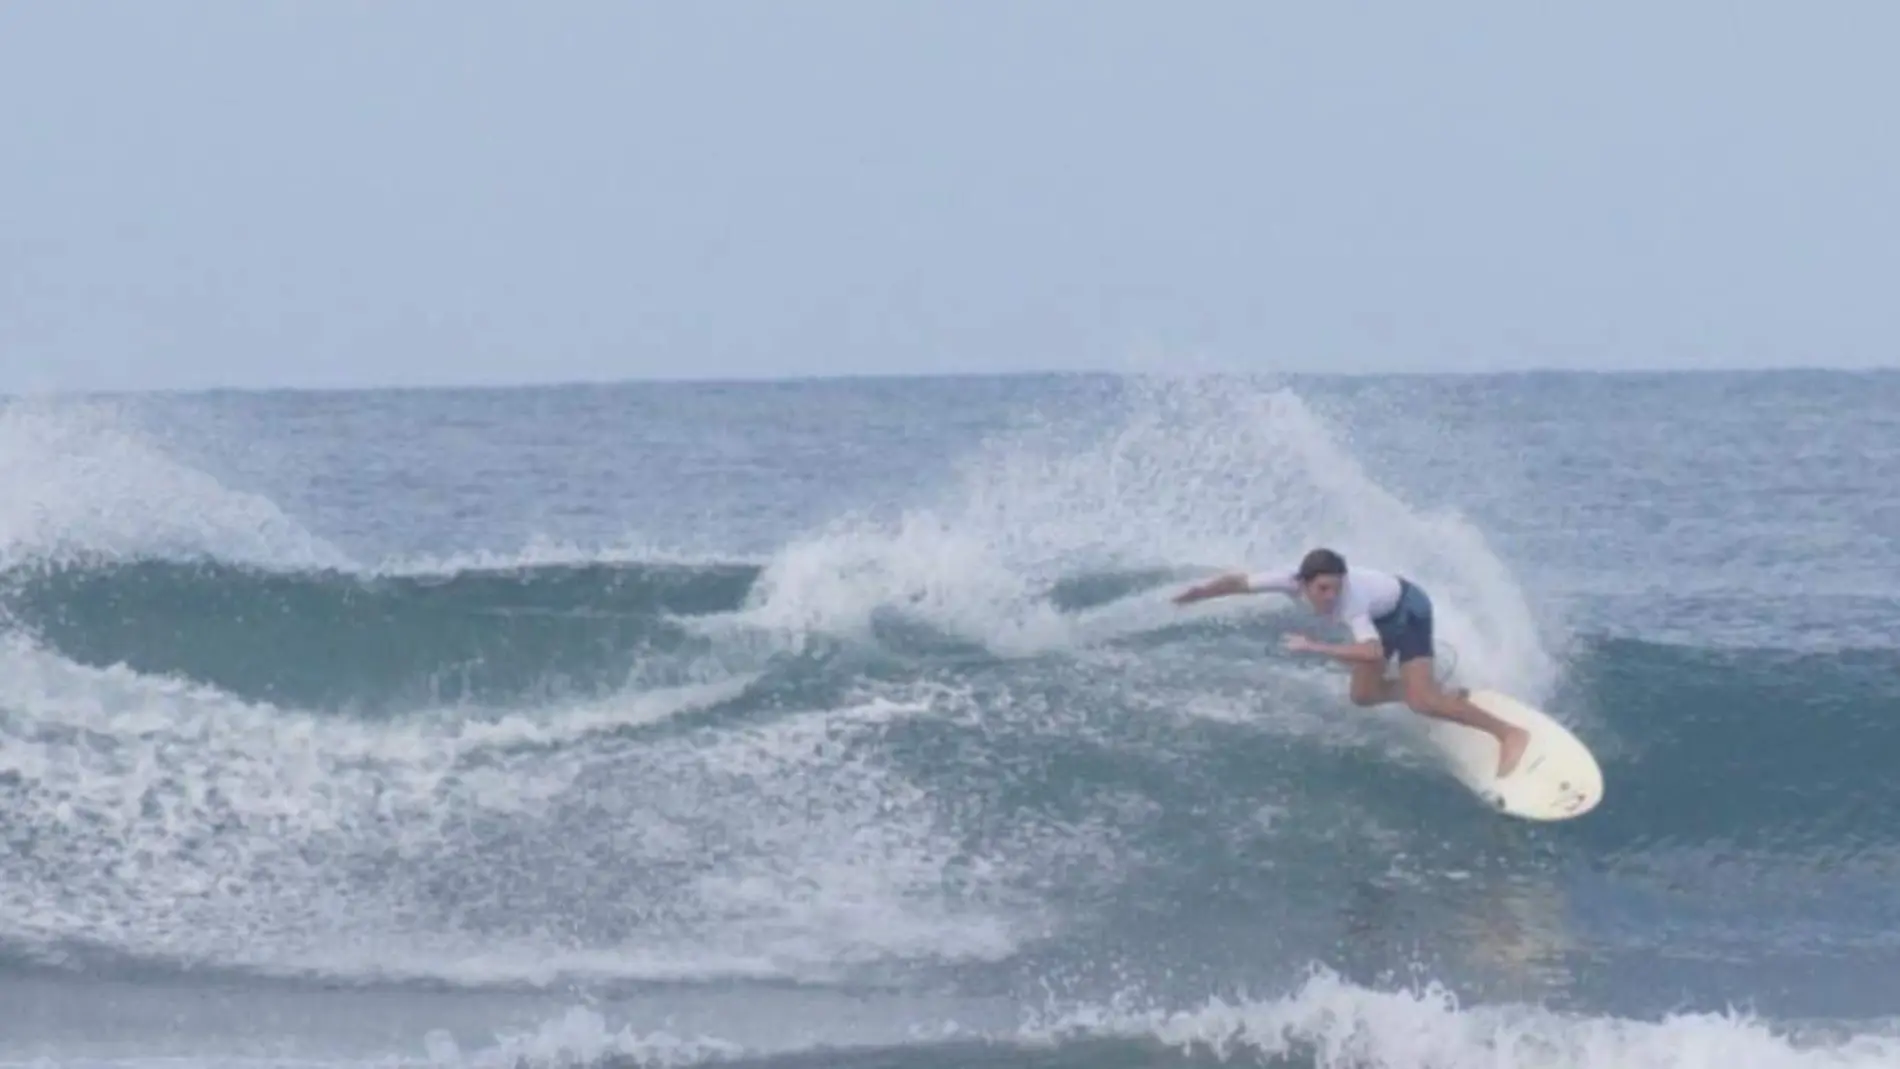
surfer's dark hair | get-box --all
[1296,548,1347,582]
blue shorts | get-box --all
[1373,578,1435,664]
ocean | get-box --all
[1,370,1896,1068]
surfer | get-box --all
[1172,547,1530,778]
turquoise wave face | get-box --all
[1,558,763,712]
[4,553,1897,1026]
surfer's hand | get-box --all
[1172,573,1248,606]
[1282,634,1315,653]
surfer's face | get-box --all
[1301,575,1342,614]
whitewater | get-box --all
[2,371,1897,1068]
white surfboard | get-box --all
[1409,688,1604,820]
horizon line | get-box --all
[4,362,1895,402]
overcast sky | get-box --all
[3,3,1896,394]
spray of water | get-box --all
[745,373,1558,697]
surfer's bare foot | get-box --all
[1496,724,1529,778]
[1447,687,1528,779]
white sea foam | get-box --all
[1026,967,1900,1069]
[0,632,1037,987]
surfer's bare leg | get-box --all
[1347,660,1403,707]
[1397,659,1529,778]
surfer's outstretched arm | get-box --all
[1172,572,1250,605]
[1172,570,1298,606]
